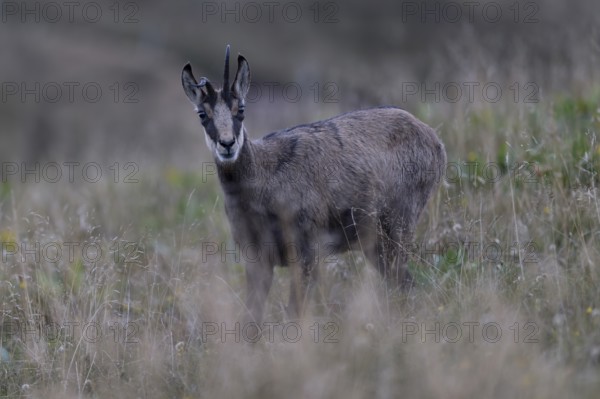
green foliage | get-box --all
[553,94,600,132]
[0,181,9,200]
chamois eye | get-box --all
[198,110,207,120]
[237,106,245,120]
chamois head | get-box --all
[182,45,251,163]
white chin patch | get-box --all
[216,152,238,163]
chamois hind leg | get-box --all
[366,217,415,291]
[383,225,415,289]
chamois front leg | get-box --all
[244,257,274,328]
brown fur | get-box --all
[182,48,446,324]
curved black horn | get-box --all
[193,77,216,99]
[223,44,231,95]
[192,77,208,88]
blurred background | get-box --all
[1,0,599,170]
[2,2,600,397]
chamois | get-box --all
[181,46,446,324]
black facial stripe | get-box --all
[198,88,245,145]
[204,121,220,142]
[203,119,240,143]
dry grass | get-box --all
[1,93,600,398]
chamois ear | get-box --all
[182,63,215,105]
[232,55,251,100]
[181,63,202,104]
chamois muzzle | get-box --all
[218,138,237,158]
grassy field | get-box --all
[1,89,600,398]
[1,0,600,397]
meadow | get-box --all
[1,0,600,397]
[1,86,599,398]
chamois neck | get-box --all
[216,132,255,186]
